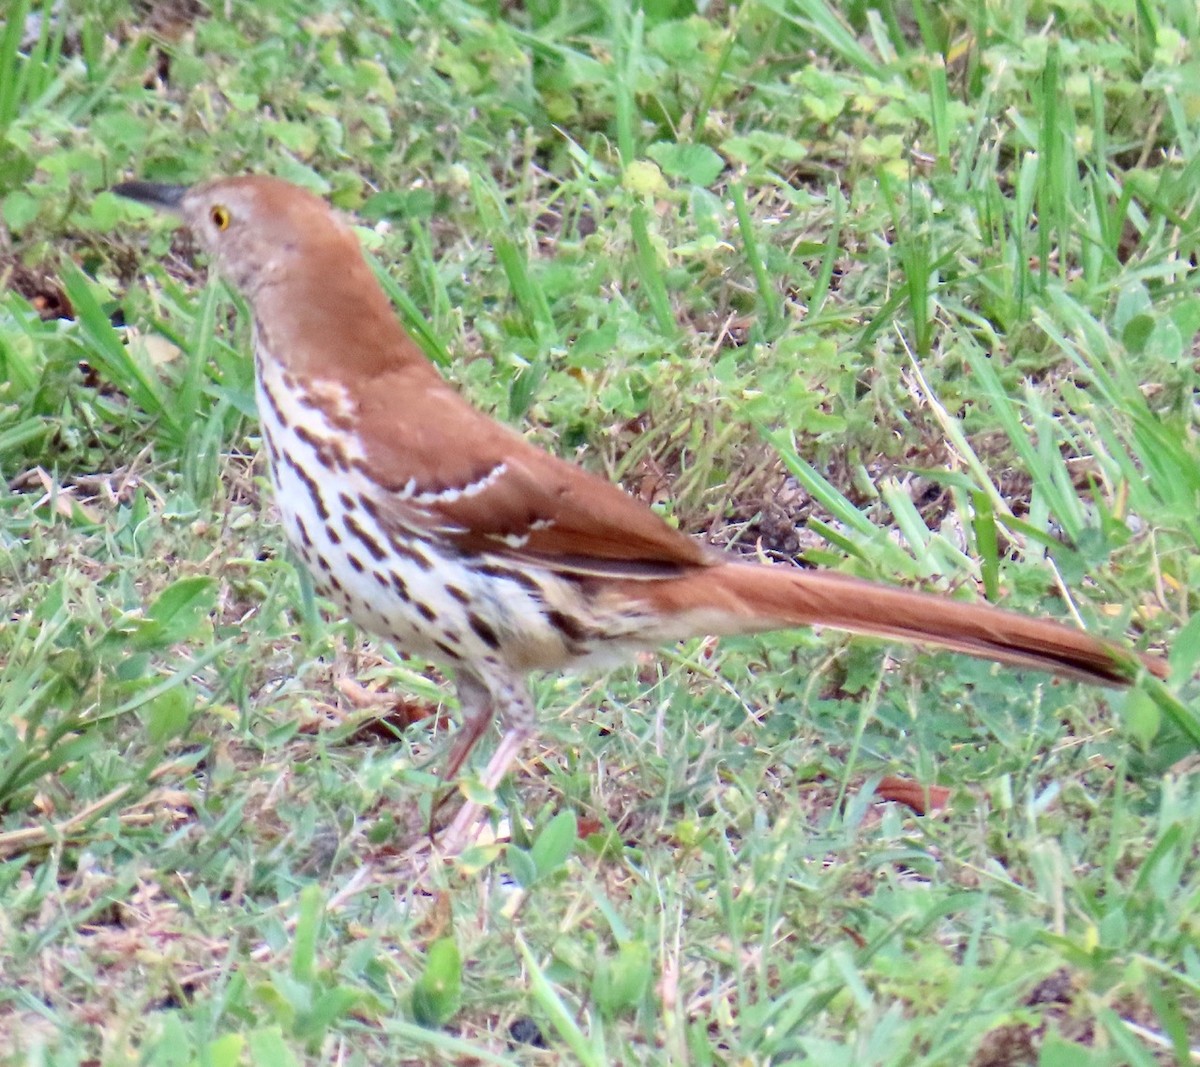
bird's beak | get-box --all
[111,181,190,213]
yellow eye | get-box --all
[210,204,231,230]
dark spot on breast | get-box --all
[262,435,280,473]
[467,611,501,650]
[293,424,322,452]
[296,516,314,549]
[294,424,352,473]
[345,513,387,561]
[258,376,287,426]
[358,493,384,522]
[284,452,330,521]
[477,563,541,595]
[547,609,590,643]
[385,532,433,571]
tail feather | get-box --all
[633,562,1164,686]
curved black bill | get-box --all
[111,181,190,212]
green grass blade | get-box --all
[60,261,182,441]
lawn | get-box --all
[1,0,1199,1063]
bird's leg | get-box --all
[428,672,494,836]
[436,726,533,852]
[434,674,536,853]
[443,673,495,782]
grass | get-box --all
[1,0,1199,1062]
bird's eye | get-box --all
[210,205,231,230]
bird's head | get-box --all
[112,176,358,299]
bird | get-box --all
[112,175,1167,848]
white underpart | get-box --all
[253,348,580,670]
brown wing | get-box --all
[352,366,716,579]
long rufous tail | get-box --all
[632,562,1165,686]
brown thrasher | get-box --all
[114,176,1165,847]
